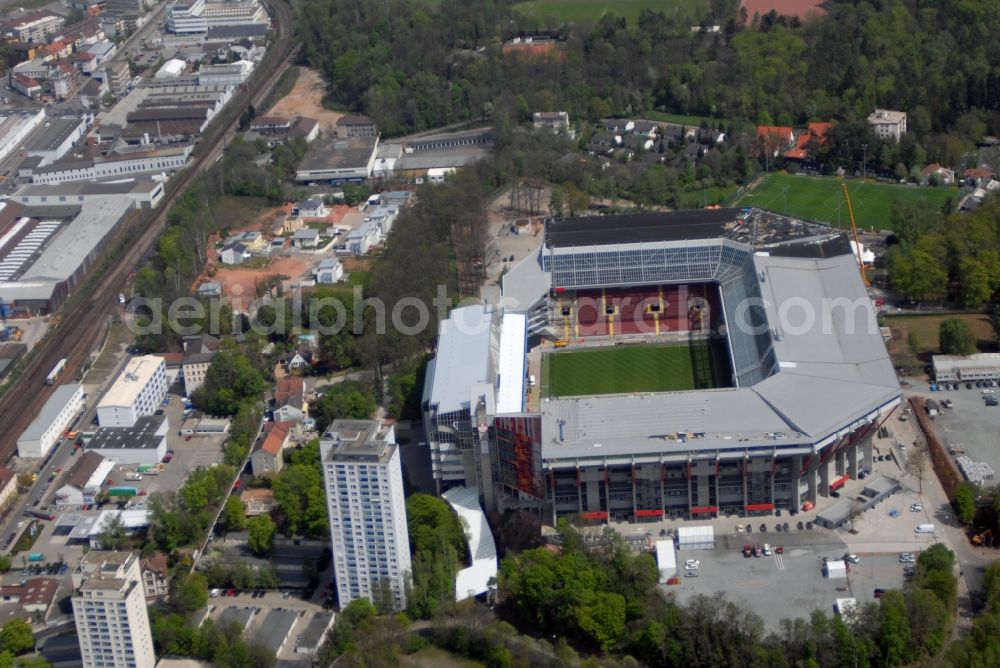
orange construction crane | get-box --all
[841,183,870,287]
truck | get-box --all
[107,486,138,497]
[124,472,142,482]
[27,553,43,562]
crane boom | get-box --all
[841,183,870,287]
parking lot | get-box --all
[925,383,1000,484]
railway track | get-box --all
[0,0,298,463]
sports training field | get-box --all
[542,340,730,397]
[736,173,956,231]
[512,0,706,25]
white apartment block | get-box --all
[97,356,167,428]
[17,383,85,459]
[72,551,156,668]
[868,109,907,142]
[167,0,266,33]
[166,0,207,33]
[321,420,411,611]
[8,13,65,42]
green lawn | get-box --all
[542,341,728,397]
[513,0,706,26]
[677,184,740,208]
[643,110,727,128]
[736,173,957,231]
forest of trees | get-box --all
[888,198,1000,306]
[298,0,1000,156]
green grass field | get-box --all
[542,340,729,397]
[643,110,727,128]
[736,173,956,231]
[512,0,706,26]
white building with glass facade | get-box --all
[320,420,411,611]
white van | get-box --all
[915,523,936,533]
[762,543,772,555]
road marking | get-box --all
[774,553,785,570]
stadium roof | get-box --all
[541,252,900,459]
[427,304,494,415]
[441,486,498,601]
[501,245,550,312]
[545,208,740,247]
[496,313,526,414]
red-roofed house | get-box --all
[11,74,42,99]
[755,125,795,158]
[274,376,307,424]
[965,167,994,183]
[785,122,834,160]
[250,422,290,477]
[920,163,955,185]
[141,554,170,601]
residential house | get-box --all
[56,452,114,506]
[533,111,573,138]
[250,422,290,477]
[219,241,250,265]
[279,345,313,373]
[292,198,328,219]
[279,215,304,234]
[274,376,308,424]
[232,230,266,252]
[921,163,955,185]
[291,228,320,248]
[0,469,16,514]
[240,488,274,516]
[965,167,995,185]
[78,77,108,109]
[312,258,343,284]
[755,126,795,157]
[140,555,169,601]
[784,122,833,161]
[345,222,378,255]
[291,116,320,143]
[181,334,218,396]
[867,109,907,142]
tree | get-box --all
[0,557,10,574]
[97,512,128,550]
[221,496,247,533]
[172,572,210,613]
[939,319,976,355]
[905,446,928,494]
[954,482,976,525]
[0,620,33,656]
[247,515,276,556]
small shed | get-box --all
[676,525,715,550]
[824,559,847,579]
[655,540,676,582]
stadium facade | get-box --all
[422,208,901,523]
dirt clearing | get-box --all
[266,66,344,135]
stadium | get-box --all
[422,208,901,523]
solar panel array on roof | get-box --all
[0,221,60,281]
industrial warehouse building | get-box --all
[85,415,168,465]
[932,353,1000,382]
[423,208,901,522]
[17,383,85,458]
[96,356,168,428]
[56,452,114,506]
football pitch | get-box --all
[541,340,730,397]
[736,174,956,231]
[512,0,706,25]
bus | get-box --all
[45,358,67,385]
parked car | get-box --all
[742,544,752,558]
[899,553,916,563]
[685,570,699,578]
[873,588,886,598]
[783,522,790,531]
[910,503,923,512]
[844,553,861,564]
[684,559,700,570]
